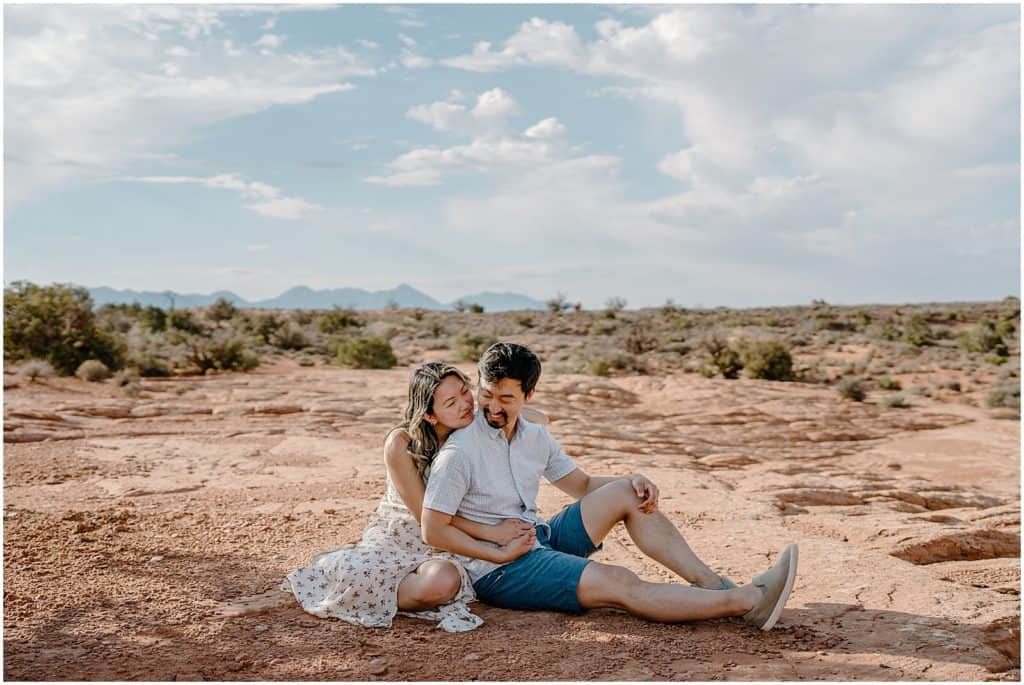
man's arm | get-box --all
[385,430,530,544]
[551,467,660,514]
[422,508,534,563]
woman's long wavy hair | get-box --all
[390,361,470,484]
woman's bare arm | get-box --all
[384,431,523,544]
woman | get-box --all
[284,362,539,632]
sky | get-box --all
[4,3,1021,309]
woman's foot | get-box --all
[742,544,798,631]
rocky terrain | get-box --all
[3,357,1019,680]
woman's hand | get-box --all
[487,518,535,545]
[494,528,536,563]
[628,474,660,514]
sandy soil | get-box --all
[3,360,1019,681]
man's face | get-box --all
[477,376,533,429]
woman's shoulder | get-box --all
[384,427,412,454]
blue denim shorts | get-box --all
[472,501,602,614]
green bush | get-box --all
[878,374,902,391]
[75,359,111,382]
[879,395,909,409]
[985,384,1020,410]
[468,303,485,314]
[454,333,498,362]
[4,281,123,375]
[900,315,933,347]
[589,319,618,336]
[516,315,534,329]
[702,333,743,379]
[959,320,1009,356]
[336,336,397,369]
[168,309,205,335]
[270,323,309,350]
[317,307,361,334]
[206,297,238,322]
[836,377,866,401]
[140,306,167,333]
[184,333,259,374]
[738,339,793,381]
[625,325,657,354]
[587,359,611,377]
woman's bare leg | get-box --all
[396,559,463,611]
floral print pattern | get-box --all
[284,474,482,633]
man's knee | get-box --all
[576,562,642,609]
[413,561,462,606]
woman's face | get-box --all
[428,374,474,431]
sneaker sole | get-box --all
[759,544,798,631]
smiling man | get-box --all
[421,342,798,629]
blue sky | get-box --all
[4,3,1020,308]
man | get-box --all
[422,342,797,629]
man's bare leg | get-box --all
[579,479,726,588]
[576,561,761,622]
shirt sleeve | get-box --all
[423,442,471,516]
[542,427,577,483]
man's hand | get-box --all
[494,528,536,563]
[629,474,659,514]
[487,518,535,545]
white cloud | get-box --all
[440,5,1019,268]
[524,117,566,139]
[261,17,277,31]
[166,45,196,57]
[255,33,284,50]
[398,33,417,48]
[5,5,373,207]
[398,19,427,29]
[400,50,432,69]
[357,39,379,49]
[115,173,323,220]
[404,87,518,135]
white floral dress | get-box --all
[283,465,483,633]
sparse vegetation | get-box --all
[737,339,793,381]
[20,360,55,381]
[335,336,397,369]
[836,377,866,402]
[878,374,902,391]
[75,360,111,382]
[454,333,498,362]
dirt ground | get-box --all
[3,359,1019,680]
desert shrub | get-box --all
[270,322,309,350]
[738,339,793,381]
[587,359,611,377]
[468,303,485,314]
[867,322,901,342]
[900,315,933,347]
[140,306,167,332]
[836,377,866,401]
[958,320,1008,356]
[113,368,140,387]
[452,299,467,313]
[316,307,360,335]
[427,321,446,337]
[206,297,238,322]
[589,319,618,336]
[879,395,909,409]
[249,313,284,344]
[184,333,259,374]
[516,315,534,329]
[336,336,397,369]
[702,332,743,379]
[4,281,124,375]
[935,379,962,392]
[20,359,55,381]
[168,309,205,335]
[454,332,498,362]
[625,325,658,354]
[546,292,570,313]
[986,384,1021,410]
[76,359,111,382]
[996,319,1017,338]
[878,374,902,391]
[605,297,627,313]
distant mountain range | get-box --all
[87,284,547,312]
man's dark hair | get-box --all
[478,342,542,396]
